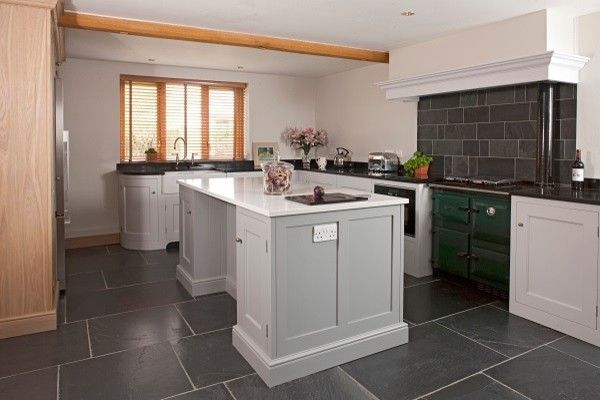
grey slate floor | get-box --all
[1,246,600,399]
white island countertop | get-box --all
[178,176,409,217]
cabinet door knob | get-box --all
[235,237,243,244]
[151,191,156,195]
[517,222,524,227]
[186,210,192,215]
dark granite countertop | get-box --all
[117,160,256,175]
[510,185,600,206]
[431,181,600,206]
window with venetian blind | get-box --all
[120,75,246,161]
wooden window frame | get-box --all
[120,74,247,162]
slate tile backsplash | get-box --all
[417,82,577,183]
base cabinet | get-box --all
[118,175,161,250]
[511,196,600,346]
[233,205,407,387]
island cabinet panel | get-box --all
[344,213,400,335]
[513,198,598,329]
[272,207,402,358]
[236,209,271,354]
[163,194,180,244]
[274,215,342,357]
[179,187,195,272]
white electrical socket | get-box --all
[313,223,338,243]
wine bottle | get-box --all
[571,149,584,191]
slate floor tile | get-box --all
[58,293,66,325]
[0,322,89,378]
[422,373,528,400]
[67,280,192,321]
[60,342,192,400]
[141,249,180,266]
[226,368,374,400]
[404,280,497,324]
[176,294,236,334]
[66,270,106,293]
[341,323,506,400]
[0,366,57,400]
[548,336,600,368]
[88,305,192,356]
[487,346,600,400]
[66,245,107,259]
[437,305,562,357]
[106,244,138,255]
[102,263,176,288]
[168,384,233,400]
[66,251,146,276]
[172,329,253,388]
[490,300,509,311]
[404,273,439,288]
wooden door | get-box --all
[515,201,599,329]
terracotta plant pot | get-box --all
[415,164,430,179]
[145,152,158,162]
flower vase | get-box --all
[302,150,311,169]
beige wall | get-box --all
[60,58,317,237]
[315,64,417,162]
[389,11,549,81]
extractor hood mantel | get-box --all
[378,51,589,101]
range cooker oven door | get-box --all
[373,185,415,237]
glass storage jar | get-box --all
[262,160,294,194]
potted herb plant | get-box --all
[403,151,433,179]
[145,147,158,162]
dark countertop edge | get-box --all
[432,182,600,206]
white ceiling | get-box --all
[65,29,374,77]
[64,0,600,77]
[65,0,600,50]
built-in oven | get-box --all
[374,184,416,237]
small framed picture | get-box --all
[252,142,278,168]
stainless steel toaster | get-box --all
[368,152,400,173]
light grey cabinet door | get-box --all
[179,187,194,272]
[237,209,271,354]
[119,175,160,245]
[164,194,180,244]
[514,200,599,329]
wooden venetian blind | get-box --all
[120,75,247,161]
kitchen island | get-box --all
[177,176,409,387]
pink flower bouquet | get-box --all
[284,127,328,156]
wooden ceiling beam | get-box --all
[58,11,389,63]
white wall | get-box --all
[576,12,600,178]
[315,64,417,162]
[60,58,316,237]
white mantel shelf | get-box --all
[378,51,590,101]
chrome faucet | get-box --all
[173,137,187,161]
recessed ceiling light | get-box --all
[147,58,155,62]
[401,11,415,16]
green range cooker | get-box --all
[431,185,511,291]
